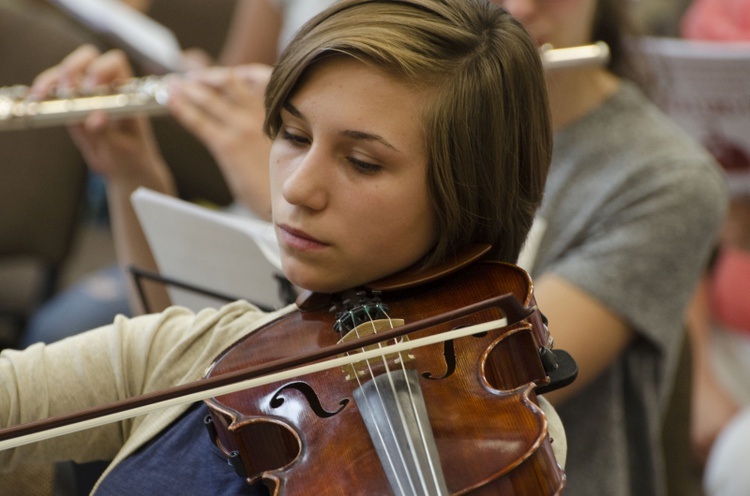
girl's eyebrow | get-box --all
[282,102,399,152]
[282,101,304,119]
[341,130,399,152]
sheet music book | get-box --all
[639,37,750,197]
[48,0,186,73]
[131,187,290,312]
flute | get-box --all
[541,41,609,70]
[0,42,610,132]
[0,76,171,131]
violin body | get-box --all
[204,258,566,495]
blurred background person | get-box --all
[492,0,726,495]
[17,0,338,352]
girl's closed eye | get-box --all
[348,155,382,174]
[281,128,310,146]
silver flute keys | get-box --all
[0,76,171,131]
[0,43,610,131]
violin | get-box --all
[203,245,573,495]
[0,245,575,495]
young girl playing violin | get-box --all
[1,1,560,494]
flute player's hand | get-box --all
[167,64,272,219]
[30,44,174,195]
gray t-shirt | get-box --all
[530,82,727,495]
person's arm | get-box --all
[29,3,284,314]
[140,0,282,306]
[122,1,282,308]
[532,150,727,408]
[0,301,261,468]
[533,274,634,405]
[218,0,283,66]
[30,45,175,314]
[161,1,283,220]
[167,65,273,220]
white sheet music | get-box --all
[131,187,289,312]
[640,37,750,197]
[49,0,185,73]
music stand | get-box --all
[130,187,295,313]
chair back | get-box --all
[0,5,91,335]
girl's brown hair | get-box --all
[265,0,551,265]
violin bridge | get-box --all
[338,318,415,381]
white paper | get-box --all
[639,37,750,197]
[131,187,290,312]
[50,0,185,72]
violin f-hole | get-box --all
[270,382,349,418]
[422,327,488,381]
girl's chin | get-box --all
[282,264,339,294]
[286,270,367,295]
[281,257,390,294]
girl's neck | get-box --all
[546,67,621,132]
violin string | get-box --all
[346,309,413,496]
[351,306,432,496]
[358,306,439,496]
[361,309,429,495]
[381,307,446,495]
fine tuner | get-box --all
[0,42,609,131]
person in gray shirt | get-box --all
[496,0,728,494]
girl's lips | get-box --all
[277,224,329,250]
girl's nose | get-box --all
[281,145,329,211]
